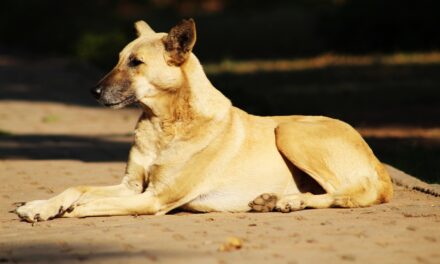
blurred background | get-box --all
[0,0,439,182]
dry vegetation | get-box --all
[204,52,440,74]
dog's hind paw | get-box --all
[275,196,306,213]
[249,193,278,212]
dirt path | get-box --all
[0,54,439,263]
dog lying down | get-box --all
[16,19,393,222]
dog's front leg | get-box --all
[15,180,139,222]
[15,157,147,222]
[62,190,161,218]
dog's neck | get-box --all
[182,54,232,117]
[139,54,231,136]
[141,55,231,121]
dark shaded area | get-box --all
[0,56,101,106]
[366,138,440,183]
[0,134,131,162]
[282,154,326,194]
[1,0,439,68]
[0,242,206,263]
[212,64,440,127]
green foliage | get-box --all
[75,32,127,68]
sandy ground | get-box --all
[1,54,440,263]
[1,161,440,264]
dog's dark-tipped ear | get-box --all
[163,19,196,66]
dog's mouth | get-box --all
[102,96,138,109]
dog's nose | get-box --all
[90,86,102,99]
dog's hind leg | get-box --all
[249,117,393,213]
[250,186,377,213]
[249,193,332,212]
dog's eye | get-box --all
[129,58,144,67]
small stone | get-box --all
[218,237,243,252]
[340,254,356,261]
[406,225,417,231]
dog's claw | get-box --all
[50,206,65,219]
[18,214,34,223]
[13,202,26,207]
[34,213,42,222]
[66,205,74,213]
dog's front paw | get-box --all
[15,200,66,223]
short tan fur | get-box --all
[16,19,393,222]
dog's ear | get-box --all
[135,20,155,37]
[163,18,196,66]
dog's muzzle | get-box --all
[90,84,137,109]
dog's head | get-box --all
[91,19,196,109]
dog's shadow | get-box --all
[0,134,131,162]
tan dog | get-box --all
[16,19,393,222]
